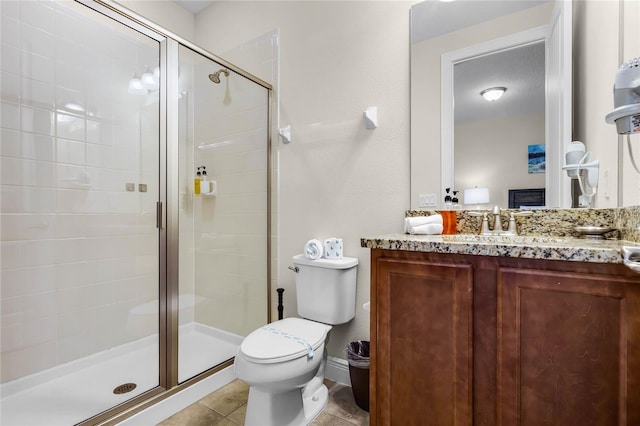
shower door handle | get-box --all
[156,201,164,230]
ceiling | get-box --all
[173,0,214,15]
[411,0,549,124]
[410,0,549,44]
[454,41,545,123]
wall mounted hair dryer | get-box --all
[562,140,599,207]
[605,57,640,134]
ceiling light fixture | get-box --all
[480,87,507,102]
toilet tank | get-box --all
[292,254,358,325]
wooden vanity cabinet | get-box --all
[370,249,640,426]
[372,254,474,426]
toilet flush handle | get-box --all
[288,265,299,273]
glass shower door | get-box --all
[0,1,162,424]
[177,45,270,382]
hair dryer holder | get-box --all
[563,151,599,205]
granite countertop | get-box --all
[361,233,640,264]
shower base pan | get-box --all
[0,322,241,426]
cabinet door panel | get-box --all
[498,268,640,426]
[375,258,472,426]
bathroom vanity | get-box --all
[362,234,640,426]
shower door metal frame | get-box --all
[71,1,273,424]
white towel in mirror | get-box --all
[409,223,443,235]
[405,214,443,234]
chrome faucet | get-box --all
[469,207,532,236]
[491,206,503,234]
[467,210,494,235]
[503,210,533,235]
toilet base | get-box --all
[244,380,328,426]
[302,380,328,423]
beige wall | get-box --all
[194,1,412,357]
[571,0,640,208]
[410,3,553,209]
[573,0,621,207]
[623,0,640,204]
[455,113,546,208]
[116,0,195,41]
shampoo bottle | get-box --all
[194,167,202,195]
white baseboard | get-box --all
[325,356,351,386]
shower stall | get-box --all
[0,1,271,424]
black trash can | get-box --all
[347,340,370,412]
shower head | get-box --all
[208,69,230,84]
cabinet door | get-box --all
[374,258,473,426]
[498,268,640,426]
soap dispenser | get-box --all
[200,167,210,194]
[443,188,453,207]
[452,190,462,210]
[441,188,457,235]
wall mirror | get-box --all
[410,0,581,210]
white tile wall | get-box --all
[2,0,273,386]
[0,1,160,383]
[2,72,21,101]
[1,101,20,129]
[178,36,272,340]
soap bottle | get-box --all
[441,188,457,234]
[444,187,452,206]
[452,191,462,210]
[194,166,202,195]
[200,167,210,194]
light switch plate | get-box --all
[419,193,436,208]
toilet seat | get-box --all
[240,318,330,364]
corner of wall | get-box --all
[115,0,196,41]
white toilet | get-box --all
[234,254,358,426]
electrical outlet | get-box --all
[418,193,436,208]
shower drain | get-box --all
[113,383,137,394]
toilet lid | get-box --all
[240,318,331,364]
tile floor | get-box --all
[157,379,369,426]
